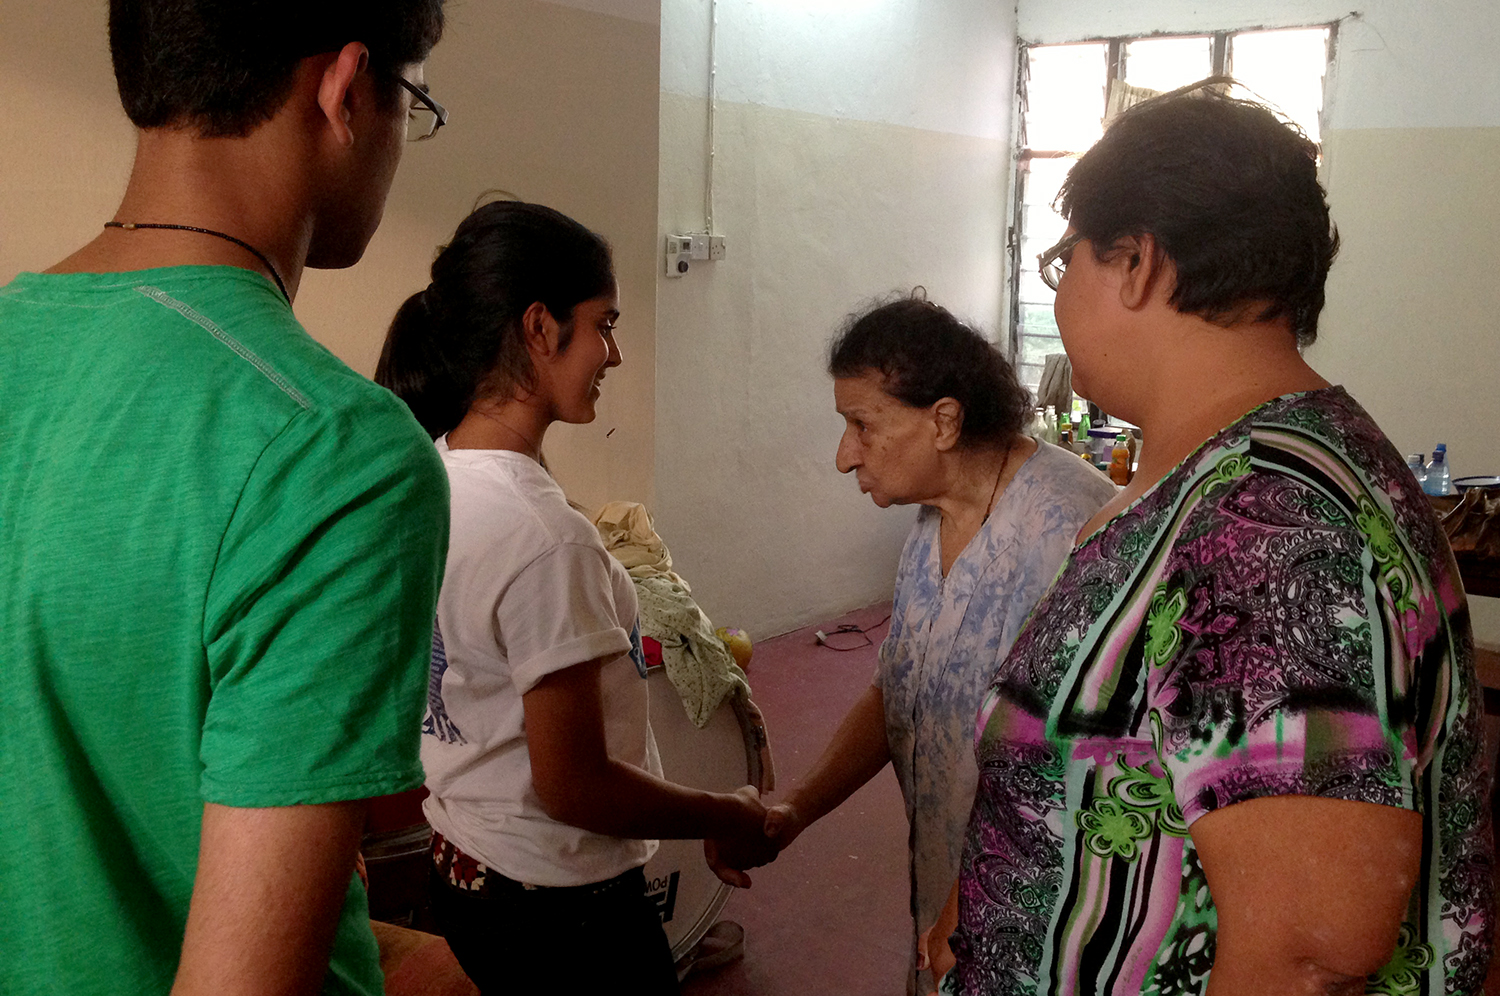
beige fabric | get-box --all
[591,500,685,584]
[592,502,751,729]
[1036,352,1073,416]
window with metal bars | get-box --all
[1008,26,1336,392]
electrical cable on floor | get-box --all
[814,613,892,652]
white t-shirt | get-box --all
[421,439,660,887]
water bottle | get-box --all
[1422,444,1452,497]
[1407,453,1427,489]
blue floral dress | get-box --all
[879,441,1118,960]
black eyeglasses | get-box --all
[1037,232,1083,292]
[400,78,448,142]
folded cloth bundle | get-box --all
[592,501,751,729]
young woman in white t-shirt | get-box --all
[376,201,772,994]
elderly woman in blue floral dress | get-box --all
[725,295,1117,994]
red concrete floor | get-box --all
[683,603,912,996]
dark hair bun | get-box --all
[827,292,1032,449]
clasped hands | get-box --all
[702,787,805,888]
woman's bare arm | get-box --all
[762,683,892,848]
[522,657,765,841]
[1192,794,1422,995]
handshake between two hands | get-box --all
[701,786,803,889]
[699,785,957,994]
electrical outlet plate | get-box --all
[664,233,726,277]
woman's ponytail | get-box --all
[375,288,472,439]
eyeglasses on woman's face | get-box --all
[400,78,449,142]
[1038,232,1084,292]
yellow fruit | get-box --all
[715,626,753,670]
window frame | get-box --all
[1004,25,1339,386]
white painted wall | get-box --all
[1018,0,1500,644]
[662,0,1012,138]
[655,0,1016,636]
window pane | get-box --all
[1020,334,1064,367]
[1025,43,1107,152]
[1121,36,1213,92]
[1021,202,1068,254]
[1020,156,1073,257]
[1022,157,1073,208]
[1019,303,1059,336]
[1017,363,1044,393]
[1016,268,1053,305]
[1229,28,1330,142]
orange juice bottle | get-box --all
[1109,433,1132,486]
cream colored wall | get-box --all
[1315,126,1500,645]
[656,0,1015,637]
[1314,126,1500,483]
[0,5,135,280]
[0,0,661,511]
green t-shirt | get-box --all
[0,267,449,994]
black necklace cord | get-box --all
[103,221,291,304]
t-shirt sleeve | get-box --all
[501,542,634,696]
[1149,469,1417,827]
[200,398,449,807]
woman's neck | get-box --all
[929,435,1037,534]
[447,397,552,457]
[1113,318,1328,492]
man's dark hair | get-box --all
[828,292,1033,450]
[1058,78,1339,345]
[110,0,446,137]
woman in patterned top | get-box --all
[721,294,1116,994]
[937,81,1493,995]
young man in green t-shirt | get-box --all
[0,3,448,994]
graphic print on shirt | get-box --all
[423,619,465,744]
[628,617,648,678]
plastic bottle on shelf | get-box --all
[1109,433,1132,486]
[1422,444,1452,497]
[1407,453,1427,490]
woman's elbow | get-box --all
[531,769,589,825]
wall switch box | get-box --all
[665,235,692,277]
[665,233,726,277]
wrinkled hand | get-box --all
[915,921,955,993]
[761,801,808,850]
[704,786,779,888]
[917,881,960,993]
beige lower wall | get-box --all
[1,0,660,511]
[654,93,1009,636]
[0,5,135,281]
[1311,125,1500,644]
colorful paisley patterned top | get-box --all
[948,387,1492,996]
